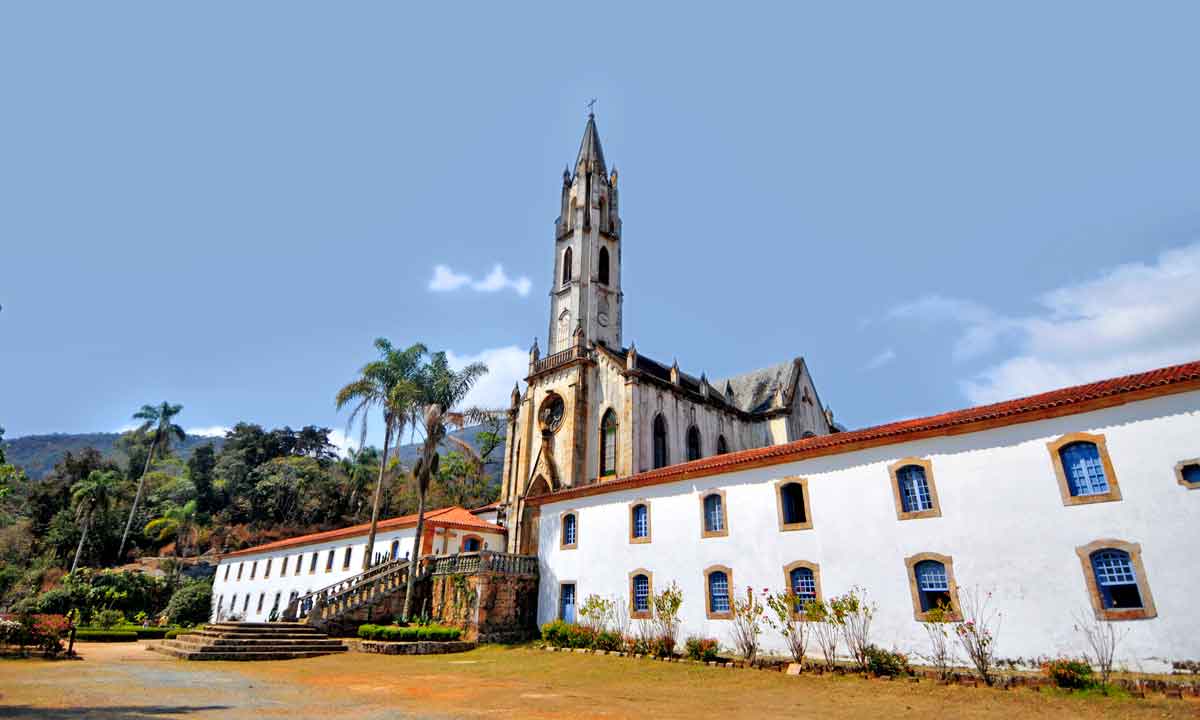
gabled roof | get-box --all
[712,360,799,414]
[529,359,1200,506]
[222,506,505,559]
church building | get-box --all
[499,114,835,555]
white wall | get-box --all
[537,390,1200,671]
[211,525,504,622]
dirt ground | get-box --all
[0,642,1196,719]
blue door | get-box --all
[560,583,576,623]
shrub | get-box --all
[955,588,1001,686]
[541,620,571,647]
[125,626,171,640]
[685,636,720,662]
[594,630,622,652]
[164,626,201,640]
[357,623,460,642]
[565,624,596,649]
[865,645,911,677]
[831,587,875,672]
[165,580,212,626]
[765,591,812,665]
[649,583,683,657]
[919,604,957,680]
[1043,658,1094,689]
[805,599,841,670]
[75,629,139,643]
[729,586,765,662]
[29,614,71,654]
[93,609,125,629]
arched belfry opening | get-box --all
[598,246,610,285]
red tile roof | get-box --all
[530,359,1200,506]
[223,505,505,558]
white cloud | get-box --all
[428,264,532,297]
[327,428,358,458]
[186,426,230,438]
[429,264,471,292]
[446,345,527,412]
[891,242,1200,405]
[863,348,897,370]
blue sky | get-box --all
[3,2,1199,449]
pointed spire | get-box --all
[511,382,522,407]
[563,165,571,185]
[610,166,619,187]
[529,337,540,365]
[575,113,607,176]
[626,342,637,371]
[670,359,680,385]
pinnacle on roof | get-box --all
[575,113,607,176]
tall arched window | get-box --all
[897,464,933,513]
[652,414,668,469]
[790,566,817,606]
[1060,441,1109,496]
[390,540,399,561]
[561,512,578,549]
[914,560,951,612]
[707,570,730,615]
[631,573,650,615]
[702,492,726,535]
[598,246,610,285]
[686,426,702,461]
[631,503,649,540]
[716,435,728,455]
[562,247,573,285]
[600,409,618,476]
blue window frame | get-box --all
[1060,441,1109,496]
[708,571,730,613]
[632,504,649,539]
[559,583,576,622]
[632,574,650,613]
[897,465,933,513]
[703,494,724,533]
[1180,462,1200,486]
[915,560,951,612]
[1090,549,1143,609]
[463,537,481,552]
[562,513,577,546]
[789,567,816,609]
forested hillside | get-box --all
[4,432,225,480]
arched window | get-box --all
[561,512,578,549]
[224,565,230,581]
[1060,441,1109,496]
[242,595,250,613]
[295,555,302,576]
[229,594,236,614]
[463,536,482,552]
[237,563,243,580]
[598,246,610,285]
[342,547,352,569]
[264,558,272,578]
[1090,549,1142,609]
[790,566,817,606]
[631,503,649,541]
[914,560,951,612]
[716,435,728,455]
[250,561,257,580]
[600,409,618,477]
[686,426,702,461]
[325,550,335,572]
[309,552,318,573]
[562,247,573,285]
[652,414,668,469]
[897,464,932,513]
[780,482,806,525]
[707,569,731,616]
[390,540,399,561]
[702,492,726,536]
[631,573,651,616]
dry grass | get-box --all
[0,642,1195,719]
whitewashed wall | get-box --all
[537,390,1200,671]
[211,526,504,622]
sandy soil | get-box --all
[0,642,1196,719]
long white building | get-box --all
[211,505,504,622]
[529,362,1200,671]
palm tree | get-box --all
[70,469,123,573]
[117,402,186,561]
[336,339,427,570]
[401,351,489,620]
[144,500,200,557]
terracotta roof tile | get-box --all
[531,359,1200,505]
[223,505,504,559]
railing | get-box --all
[282,556,410,624]
[428,551,539,577]
[531,345,591,375]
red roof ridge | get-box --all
[529,358,1200,505]
[223,504,504,559]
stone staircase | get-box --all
[148,622,348,661]
[282,556,413,634]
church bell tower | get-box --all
[547,114,623,352]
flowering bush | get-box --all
[685,636,720,662]
[830,587,875,672]
[649,582,683,656]
[1042,658,1094,689]
[765,590,811,665]
[729,586,765,662]
[955,588,1001,685]
[0,618,25,646]
[919,603,957,680]
[805,599,841,670]
[865,645,911,676]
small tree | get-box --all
[649,582,683,656]
[831,586,875,672]
[806,599,841,669]
[919,603,957,680]
[765,591,811,665]
[578,594,616,633]
[955,587,1001,685]
[1075,610,1128,690]
[729,586,765,663]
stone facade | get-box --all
[427,553,540,643]
[499,115,836,554]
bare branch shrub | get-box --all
[728,586,766,662]
[831,586,876,672]
[919,603,958,680]
[806,599,841,669]
[765,591,811,665]
[1074,610,1128,689]
[955,587,1001,685]
[649,582,684,656]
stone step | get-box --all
[206,622,311,630]
[149,644,345,662]
[161,642,348,654]
[170,635,344,648]
[185,630,327,640]
[203,624,322,634]
[168,637,345,651]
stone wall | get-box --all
[428,555,540,643]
